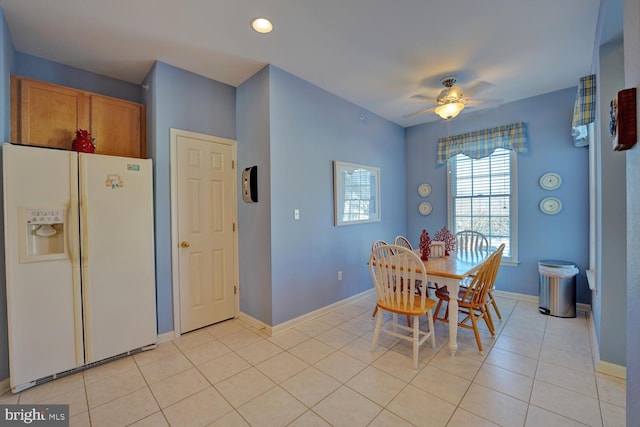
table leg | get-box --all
[446,281,460,355]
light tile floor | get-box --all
[0,295,627,426]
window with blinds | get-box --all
[448,148,518,262]
[334,161,380,226]
[342,168,376,222]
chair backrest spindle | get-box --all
[455,230,489,253]
[369,244,428,311]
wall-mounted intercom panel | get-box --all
[242,166,258,203]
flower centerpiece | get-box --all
[419,229,431,261]
[434,226,456,256]
[72,129,96,153]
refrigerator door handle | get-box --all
[78,155,94,362]
[69,152,84,366]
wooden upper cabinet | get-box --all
[90,95,145,158]
[11,75,146,159]
[11,76,89,150]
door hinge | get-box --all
[234,285,237,295]
[232,160,235,169]
[232,222,236,232]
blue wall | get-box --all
[236,66,273,325]
[144,61,236,334]
[237,65,407,326]
[269,67,406,325]
[406,88,590,303]
[15,52,142,104]
[596,39,626,366]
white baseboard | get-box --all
[240,288,376,337]
[157,331,176,343]
[0,377,9,395]
[596,360,626,379]
[237,313,272,335]
[493,290,591,313]
[586,309,626,379]
[493,290,538,303]
[244,288,591,338]
[577,302,591,313]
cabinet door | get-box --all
[90,95,146,158]
[11,76,89,149]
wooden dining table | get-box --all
[414,249,489,355]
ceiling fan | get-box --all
[404,76,496,120]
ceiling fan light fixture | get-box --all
[435,101,464,119]
[251,17,273,34]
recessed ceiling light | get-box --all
[251,17,273,34]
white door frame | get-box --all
[169,128,239,338]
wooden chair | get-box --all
[370,240,412,325]
[369,244,436,369]
[455,230,489,252]
[394,235,413,250]
[394,235,426,295]
[433,244,505,353]
[371,241,390,319]
[455,230,502,320]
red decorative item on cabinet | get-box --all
[72,129,95,153]
[419,230,431,261]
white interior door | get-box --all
[173,130,238,333]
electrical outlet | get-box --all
[294,209,300,220]
[337,271,342,281]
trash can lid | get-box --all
[539,259,576,268]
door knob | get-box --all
[180,241,190,248]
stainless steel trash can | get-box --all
[538,260,578,318]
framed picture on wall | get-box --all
[333,161,380,226]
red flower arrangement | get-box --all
[434,226,456,256]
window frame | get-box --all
[333,161,381,226]
[447,148,519,265]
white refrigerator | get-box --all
[3,143,157,392]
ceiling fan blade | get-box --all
[465,98,502,108]
[403,105,436,118]
[464,81,494,97]
[409,94,432,102]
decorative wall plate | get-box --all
[418,201,432,216]
[418,183,432,197]
[539,172,562,190]
[540,197,562,215]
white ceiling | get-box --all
[0,0,603,127]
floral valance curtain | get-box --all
[436,121,528,165]
[571,74,596,147]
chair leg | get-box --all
[406,315,412,327]
[412,315,419,369]
[372,305,378,318]
[434,298,445,322]
[370,308,383,352]
[483,306,495,336]
[427,308,436,348]
[469,310,483,353]
[489,292,502,320]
